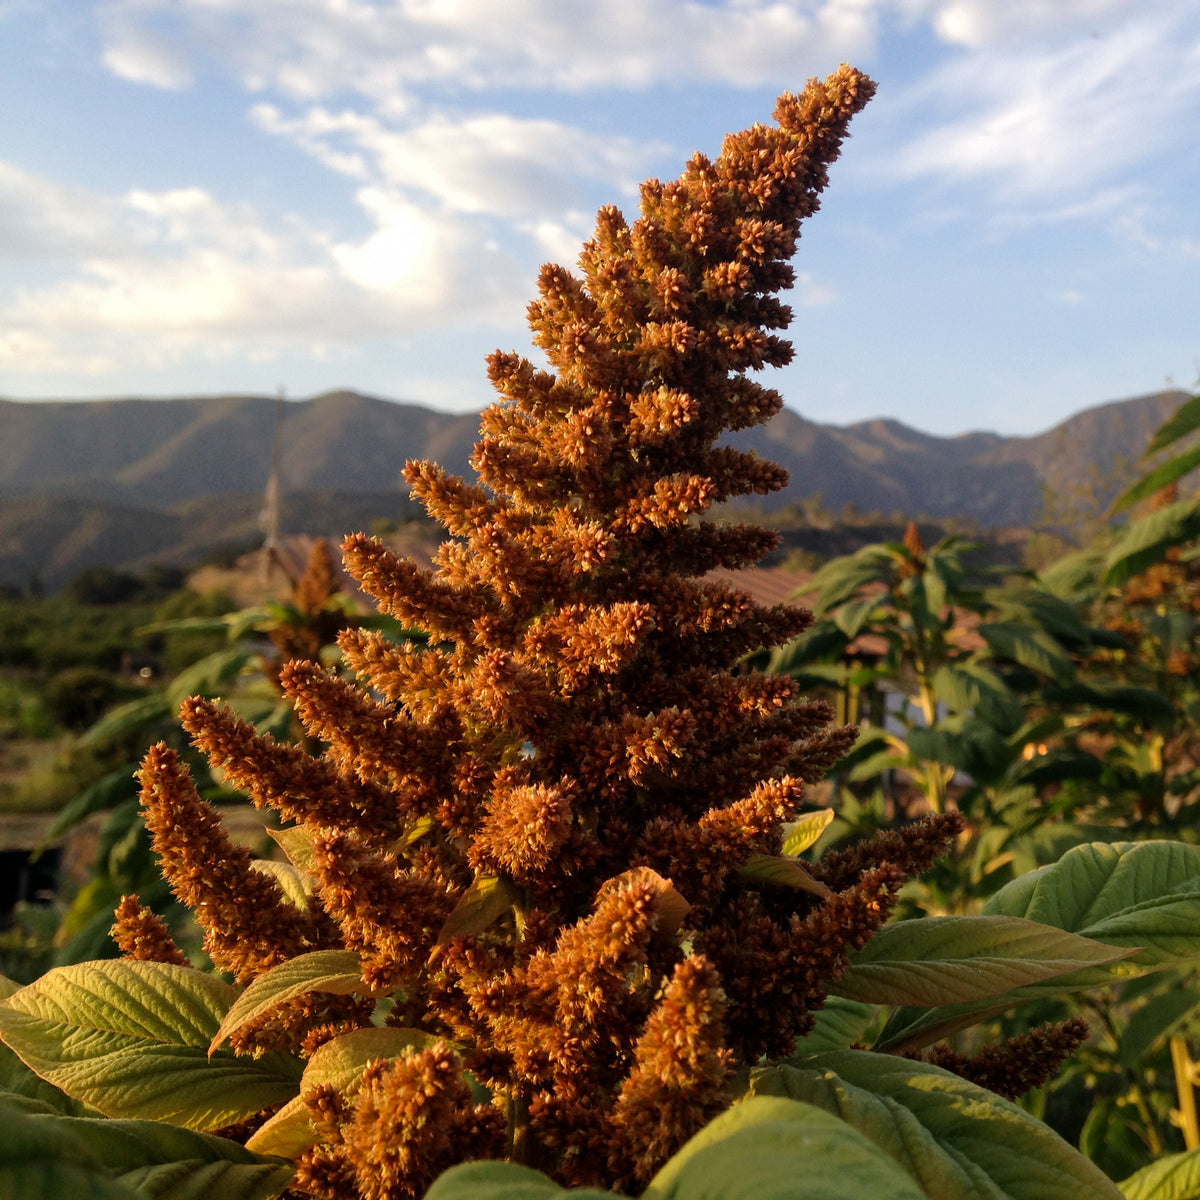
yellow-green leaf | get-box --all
[248,860,312,911]
[739,855,833,900]
[246,1026,446,1157]
[209,950,365,1054]
[782,809,835,856]
[437,875,519,944]
[264,827,318,876]
[0,961,300,1132]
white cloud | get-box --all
[99,1,193,89]
[99,0,880,103]
[0,162,126,260]
[882,11,1200,198]
[0,174,529,378]
[252,103,656,220]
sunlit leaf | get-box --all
[738,855,832,899]
[749,1051,1123,1199]
[831,915,1133,1007]
[247,1026,448,1158]
[437,875,519,944]
[0,961,300,1131]
[1119,1147,1200,1200]
[782,809,836,856]
[209,951,364,1053]
[643,1094,927,1200]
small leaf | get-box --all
[264,827,318,876]
[437,875,519,944]
[247,1026,448,1157]
[738,855,833,900]
[830,915,1134,1007]
[782,809,836,856]
[750,1051,1123,1199]
[0,961,300,1131]
[210,950,365,1054]
[248,861,312,911]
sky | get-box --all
[0,1,1198,438]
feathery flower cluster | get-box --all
[126,65,966,1194]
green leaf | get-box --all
[830,915,1134,1007]
[1144,392,1200,458]
[1119,1147,1200,1200]
[209,950,365,1053]
[644,1094,927,1200]
[427,1159,619,1199]
[1103,499,1200,586]
[983,841,1200,971]
[878,842,1200,1052]
[808,549,894,615]
[905,720,1012,784]
[833,595,882,639]
[0,1096,293,1200]
[930,663,1021,732]
[1112,444,1200,514]
[782,809,836,856]
[167,648,255,707]
[0,1098,140,1200]
[748,1050,1123,1199]
[1119,983,1200,1069]
[738,855,832,899]
[0,960,300,1130]
[78,696,172,749]
[977,622,1075,685]
[790,997,878,1055]
[437,874,519,944]
[247,1026,448,1157]
[40,766,141,846]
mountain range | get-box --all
[0,386,1186,592]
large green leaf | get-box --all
[0,1094,294,1200]
[1103,499,1200,586]
[1120,1147,1200,1200]
[644,1095,927,1200]
[748,1051,1122,1199]
[247,1026,446,1157]
[0,960,300,1130]
[830,915,1133,1007]
[983,841,1200,969]
[930,663,1021,733]
[427,1160,619,1199]
[209,950,364,1053]
[976,622,1075,685]
[905,719,1012,785]
[878,842,1200,1051]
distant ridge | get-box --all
[0,386,1187,591]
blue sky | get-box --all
[1,1,1197,437]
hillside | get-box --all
[0,386,1187,591]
